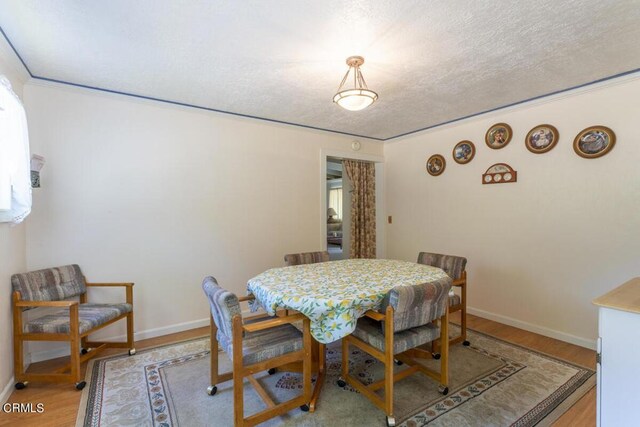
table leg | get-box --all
[308,342,326,412]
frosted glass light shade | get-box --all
[333,89,378,111]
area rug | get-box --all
[76,328,594,427]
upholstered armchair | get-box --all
[202,276,312,427]
[417,252,469,349]
[283,251,330,266]
[11,264,135,390]
[338,278,452,427]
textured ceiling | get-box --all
[1,1,639,140]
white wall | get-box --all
[384,75,640,348]
[23,82,383,358]
[0,40,28,402]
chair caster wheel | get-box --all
[76,381,87,390]
[394,359,403,366]
[128,348,136,356]
[300,404,310,412]
[432,353,441,360]
[386,416,396,427]
[463,340,470,346]
[207,385,217,396]
[15,382,27,390]
[81,348,89,355]
[439,385,449,395]
[267,368,277,375]
[337,379,346,387]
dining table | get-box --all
[246,258,450,411]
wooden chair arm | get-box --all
[84,281,134,305]
[242,313,305,333]
[85,282,134,287]
[364,310,386,321]
[238,294,255,302]
[14,300,79,308]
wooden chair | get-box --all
[338,278,452,427]
[283,251,330,266]
[417,252,469,348]
[202,276,312,427]
[11,264,134,390]
[282,250,329,377]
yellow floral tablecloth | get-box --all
[247,259,449,344]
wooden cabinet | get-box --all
[593,278,640,427]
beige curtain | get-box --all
[328,187,343,219]
[343,160,376,258]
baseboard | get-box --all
[0,375,15,405]
[467,306,596,350]
[27,317,211,364]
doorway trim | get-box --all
[320,149,385,259]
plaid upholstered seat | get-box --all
[23,303,132,334]
[284,251,330,266]
[351,277,451,355]
[202,277,304,365]
[216,318,303,365]
[352,317,440,354]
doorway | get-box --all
[326,158,350,260]
[321,149,385,260]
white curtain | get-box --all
[0,75,31,224]
[329,187,342,219]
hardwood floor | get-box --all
[1,313,596,426]
[464,314,596,426]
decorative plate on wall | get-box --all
[573,126,616,159]
[525,124,559,154]
[485,123,512,149]
[426,154,446,176]
[452,140,476,164]
[482,163,517,184]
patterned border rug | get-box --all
[76,328,594,427]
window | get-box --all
[329,187,342,219]
[0,75,31,224]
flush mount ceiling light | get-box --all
[333,56,378,111]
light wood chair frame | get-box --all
[430,270,468,357]
[341,305,449,427]
[208,294,312,427]
[450,270,468,346]
[12,281,135,389]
